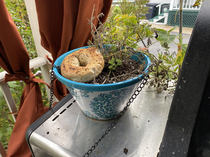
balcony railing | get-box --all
[0,57,49,122]
[170,0,202,10]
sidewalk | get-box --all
[151,23,193,35]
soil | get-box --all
[88,58,145,84]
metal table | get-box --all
[26,87,173,157]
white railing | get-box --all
[170,0,202,10]
[0,57,49,122]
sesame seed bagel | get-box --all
[61,47,104,83]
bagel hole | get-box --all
[78,54,88,67]
[79,60,87,67]
[79,63,87,67]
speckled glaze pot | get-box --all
[54,46,151,120]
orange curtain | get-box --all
[35,0,112,100]
[0,0,112,157]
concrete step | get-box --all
[149,12,169,24]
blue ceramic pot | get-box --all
[54,46,151,120]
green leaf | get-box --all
[128,16,137,24]
[168,72,174,79]
[154,28,167,34]
[0,88,3,98]
[168,35,177,44]
[116,58,122,65]
[168,26,178,33]
[128,36,136,42]
[130,43,138,49]
[174,66,179,72]
[114,14,122,21]
[13,17,22,22]
[156,32,177,45]
[145,26,152,37]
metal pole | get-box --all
[178,0,183,74]
[179,0,183,38]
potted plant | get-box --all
[53,0,187,120]
[53,0,153,120]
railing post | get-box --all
[170,0,175,10]
[24,0,52,101]
[0,82,17,122]
[0,141,6,157]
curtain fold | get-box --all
[0,0,112,156]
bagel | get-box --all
[61,47,104,83]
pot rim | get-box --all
[53,46,151,91]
